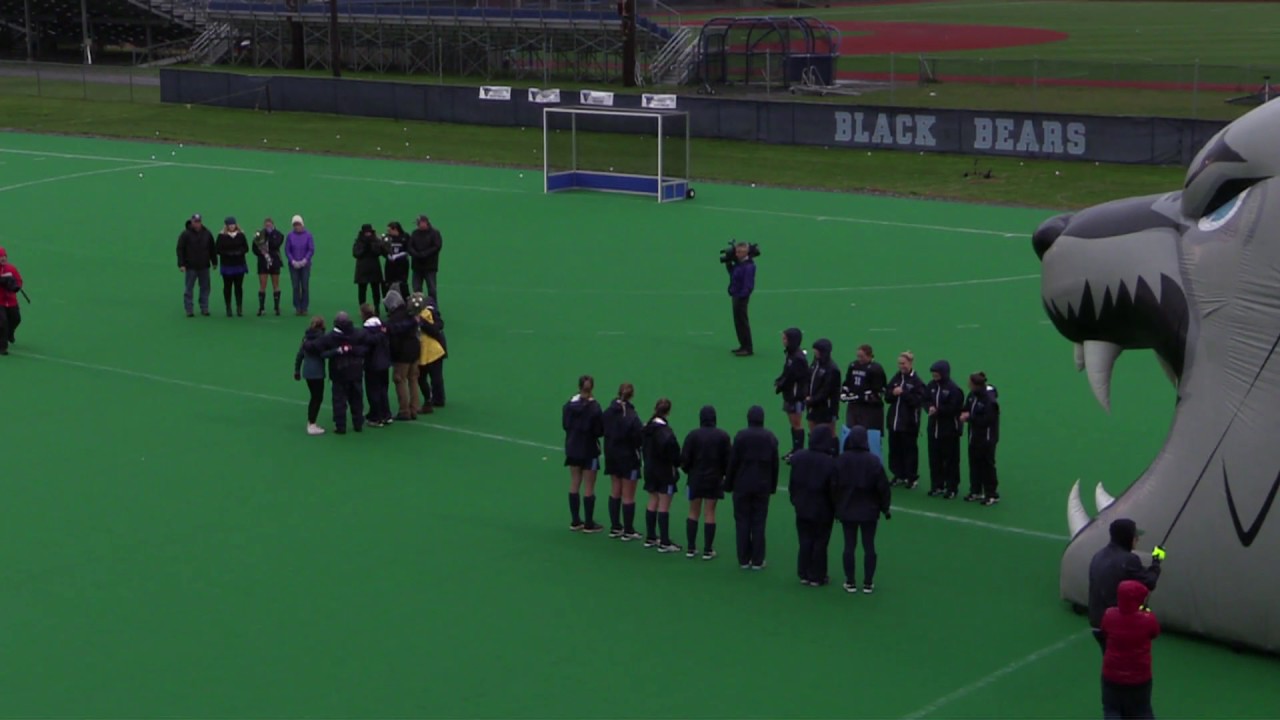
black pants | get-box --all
[221,274,244,311]
[305,378,325,424]
[0,305,19,350]
[358,281,384,312]
[968,441,999,497]
[733,492,770,566]
[796,517,833,583]
[418,359,446,406]
[1102,679,1154,719]
[413,269,438,300]
[364,368,391,422]
[731,296,752,351]
[332,377,365,431]
[928,435,962,493]
[840,519,878,586]
[888,430,920,481]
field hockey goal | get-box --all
[543,107,692,203]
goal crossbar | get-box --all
[542,106,691,203]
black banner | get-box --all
[160,70,1228,166]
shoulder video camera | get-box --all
[719,239,761,266]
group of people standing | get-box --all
[561,375,892,593]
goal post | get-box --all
[543,107,692,203]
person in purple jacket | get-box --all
[727,242,756,357]
[286,214,315,316]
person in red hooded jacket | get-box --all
[0,246,23,356]
[1099,579,1160,719]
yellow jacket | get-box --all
[418,307,446,365]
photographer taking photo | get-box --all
[722,241,758,357]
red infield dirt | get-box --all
[830,20,1067,55]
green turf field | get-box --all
[2,132,1278,718]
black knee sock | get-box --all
[791,428,805,452]
[705,522,717,552]
[258,291,266,311]
[645,509,658,539]
[623,502,637,533]
[273,291,281,310]
[686,518,699,551]
[583,495,596,526]
[608,497,622,530]
[658,512,670,543]
[568,492,581,524]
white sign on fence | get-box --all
[642,94,678,109]
[580,90,615,107]
[528,88,561,104]
[479,86,512,101]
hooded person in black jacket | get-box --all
[841,344,888,460]
[1088,518,1165,652]
[680,405,732,560]
[961,371,1001,505]
[408,214,443,300]
[789,423,838,586]
[563,375,605,533]
[177,213,216,317]
[382,222,410,298]
[775,327,809,460]
[383,289,421,421]
[727,406,779,569]
[353,224,385,315]
[306,311,368,435]
[359,304,393,428]
[603,383,644,540]
[641,398,681,551]
[805,339,841,431]
[834,425,891,593]
[885,351,927,489]
[924,360,964,498]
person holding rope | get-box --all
[1087,518,1165,653]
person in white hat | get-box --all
[285,214,315,316]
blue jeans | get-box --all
[184,268,210,314]
[289,264,311,313]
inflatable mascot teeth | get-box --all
[1034,98,1280,652]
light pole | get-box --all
[329,0,341,78]
[80,0,91,64]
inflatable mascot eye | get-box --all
[1198,186,1250,232]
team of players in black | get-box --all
[562,329,1002,591]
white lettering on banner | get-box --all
[528,88,561,104]
[479,86,512,101]
[642,93,677,109]
[580,90,615,106]
[972,118,1087,156]
[832,111,938,148]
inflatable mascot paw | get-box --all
[1034,98,1280,653]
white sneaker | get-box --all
[307,423,326,436]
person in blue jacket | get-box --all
[564,375,605,533]
[835,425,892,594]
[603,382,644,540]
[790,423,838,586]
[961,371,1001,505]
[294,316,328,436]
[924,360,964,499]
[727,242,756,356]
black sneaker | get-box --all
[964,493,983,503]
[685,547,697,559]
[657,542,681,553]
[863,584,875,594]
[569,521,585,532]
[608,527,624,539]
[943,491,957,500]
[905,479,919,490]
[642,537,657,548]
[733,349,754,357]
[335,428,347,435]
[186,312,194,318]
[702,550,717,561]
[982,495,1001,506]
[890,478,902,487]
[843,582,858,593]
[621,530,642,542]
[258,308,265,317]
[782,452,794,465]
[581,523,604,534]
[201,310,210,316]
[927,488,942,497]
[353,426,363,433]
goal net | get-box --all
[543,107,691,203]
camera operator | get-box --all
[0,246,23,356]
[723,241,757,357]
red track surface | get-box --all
[829,20,1067,55]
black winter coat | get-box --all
[361,320,392,372]
[925,360,965,440]
[727,405,779,494]
[215,230,250,269]
[843,360,887,430]
[806,339,842,421]
[885,370,927,434]
[563,394,603,462]
[408,226,443,272]
[789,423,838,522]
[642,418,681,487]
[353,230,385,283]
[680,406,732,493]
[964,385,1001,445]
[602,399,643,476]
[1088,542,1162,628]
[306,321,367,381]
[385,306,421,364]
[177,222,216,269]
[775,327,809,405]
[834,426,891,522]
[383,232,410,284]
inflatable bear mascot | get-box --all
[1035,98,1280,653]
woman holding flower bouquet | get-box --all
[252,217,285,316]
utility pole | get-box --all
[621,0,636,87]
[80,0,91,64]
[23,0,33,61]
[329,0,341,78]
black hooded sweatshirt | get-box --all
[925,360,965,440]
[681,406,732,493]
[727,406,780,495]
[885,367,927,434]
[789,423,838,522]
[642,417,681,487]
[360,319,392,372]
[306,318,367,381]
[964,383,1001,445]
[807,339,842,419]
[843,359,887,431]
[562,393,604,461]
[1087,520,1162,628]
[602,398,644,475]
[775,328,809,405]
[834,426,892,523]
[353,228,385,283]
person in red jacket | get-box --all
[1099,579,1160,719]
[0,246,23,356]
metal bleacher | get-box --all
[0,0,205,60]
[207,0,677,81]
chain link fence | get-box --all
[0,61,161,103]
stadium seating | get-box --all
[0,0,203,56]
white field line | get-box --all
[0,162,164,193]
[0,147,274,174]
